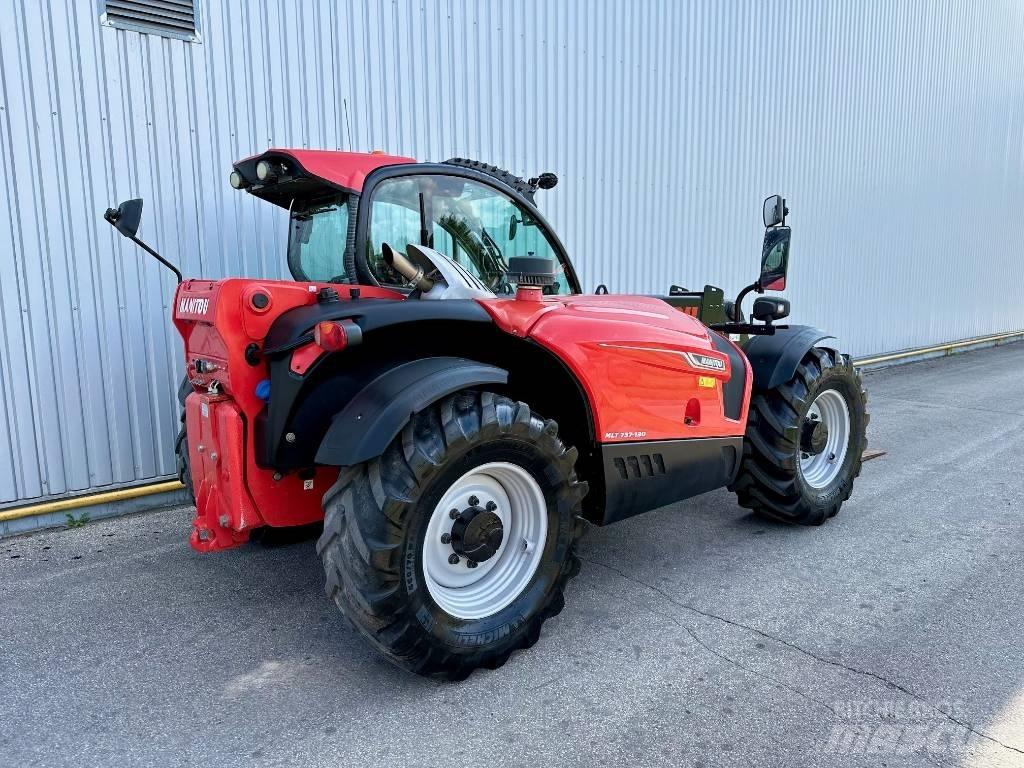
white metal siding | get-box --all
[1,0,1022,504]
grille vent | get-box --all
[613,453,667,480]
[103,1,198,41]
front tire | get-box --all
[316,391,587,679]
[730,348,868,525]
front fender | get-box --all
[742,325,839,390]
[315,357,508,467]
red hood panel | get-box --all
[480,294,712,343]
[479,294,748,442]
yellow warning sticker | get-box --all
[698,376,716,389]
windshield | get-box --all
[367,175,573,295]
[287,194,350,282]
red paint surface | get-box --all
[289,343,325,375]
[479,294,751,442]
[239,148,415,192]
[174,278,402,551]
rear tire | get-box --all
[316,391,587,679]
[175,412,195,503]
[730,348,868,525]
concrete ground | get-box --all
[2,343,1022,768]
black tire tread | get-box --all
[730,349,869,525]
[174,412,194,502]
[316,391,586,679]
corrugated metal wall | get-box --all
[2,0,1023,505]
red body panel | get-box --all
[479,294,751,442]
[185,392,338,551]
[173,278,403,550]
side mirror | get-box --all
[102,197,183,283]
[508,214,518,240]
[760,226,791,291]
[104,198,144,238]
[529,172,559,190]
[752,296,790,323]
[762,194,786,228]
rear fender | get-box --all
[741,325,839,390]
[315,357,508,466]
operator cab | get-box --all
[230,149,581,297]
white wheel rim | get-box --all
[800,389,851,489]
[422,462,548,620]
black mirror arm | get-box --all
[104,209,183,284]
[733,280,763,323]
[131,233,184,284]
[709,321,779,336]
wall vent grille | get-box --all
[103,0,197,41]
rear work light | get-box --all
[313,320,362,352]
[256,159,287,183]
[229,170,248,189]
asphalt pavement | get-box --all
[2,342,1022,768]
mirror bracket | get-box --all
[709,321,781,336]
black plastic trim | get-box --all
[315,357,509,466]
[258,301,497,468]
[263,298,493,355]
[599,436,743,525]
[709,331,747,420]
[742,325,839,390]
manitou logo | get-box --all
[178,296,210,316]
[684,352,726,371]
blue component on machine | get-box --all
[255,379,271,402]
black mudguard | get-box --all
[708,330,747,420]
[315,357,508,467]
[741,325,839,391]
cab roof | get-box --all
[232,149,416,207]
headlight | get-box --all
[228,170,247,189]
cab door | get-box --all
[355,165,581,295]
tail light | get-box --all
[291,320,362,375]
[314,321,348,351]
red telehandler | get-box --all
[105,149,867,678]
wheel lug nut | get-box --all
[485,501,497,512]
[448,554,460,565]
[468,495,479,506]
[467,560,478,569]
[440,532,451,544]
[449,508,459,520]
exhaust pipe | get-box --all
[382,243,433,291]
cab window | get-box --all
[287,194,350,282]
[366,174,572,294]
